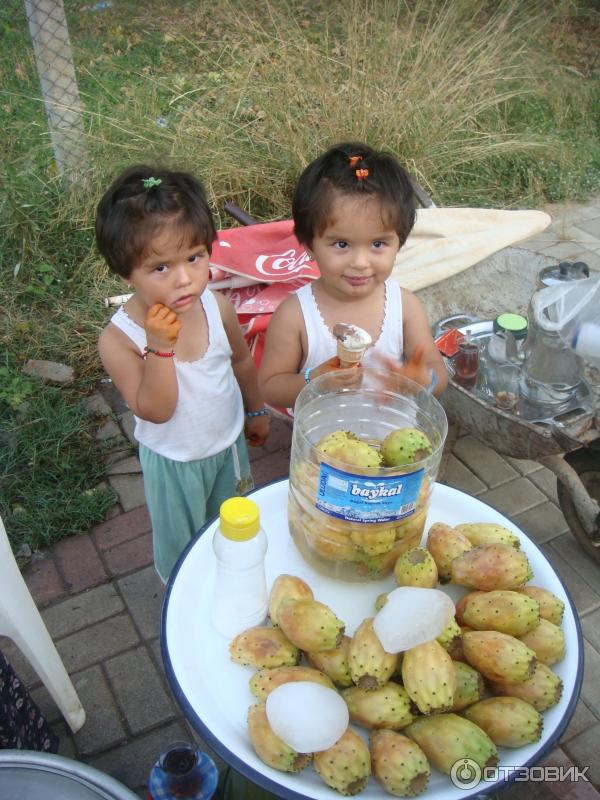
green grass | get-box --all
[0,0,598,556]
[0,376,120,557]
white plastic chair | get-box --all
[0,515,86,733]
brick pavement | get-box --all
[2,198,600,798]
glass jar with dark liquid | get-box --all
[454,340,479,389]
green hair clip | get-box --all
[142,177,162,190]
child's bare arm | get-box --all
[216,292,269,446]
[98,304,180,423]
[399,290,448,396]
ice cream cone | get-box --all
[333,323,372,367]
[337,343,366,368]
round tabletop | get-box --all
[162,479,583,800]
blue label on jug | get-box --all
[315,462,424,523]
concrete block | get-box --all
[477,478,546,517]
[42,584,124,639]
[103,531,154,576]
[512,501,569,545]
[528,467,560,504]
[505,455,543,475]
[85,392,113,418]
[452,435,518,487]
[540,542,600,617]
[576,217,600,238]
[560,699,599,745]
[92,506,152,550]
[582,607,600,653]
[440,453,486,496]
[563,724,600,789]
[118,566,164,641]
[96,419,122,441]
[53,534,108,594]
[107,456,142,475]
[72,665,127,756]
[251,450,290,487]
[23,554,67,607]
[105,646,176,734]
[581,641,600,718]
[108,474,147,512]
[90,721,189,792]
[539,241,588,261]
[57,614,140,673]
[120,410,136,444]
[550,533,600,598]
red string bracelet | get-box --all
[143,346,175,358]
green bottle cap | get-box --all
[493,313,528,339]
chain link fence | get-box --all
[24,0,89,181]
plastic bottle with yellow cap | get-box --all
[211,497,268,638]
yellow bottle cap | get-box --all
[219,497,260,541]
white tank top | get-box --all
[295,279,404,372]
[109,289,244,461]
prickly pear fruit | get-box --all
[451,661,485,711]
[516,586,565,625]
[518,618,566,666]
[462,630,537,683]
[370,729,430,797]
[343,682,414,730]
[317,430,382,470]
[490,662,563,711]
[313,728,371,796]
[426,523,472,582]
[374,592,389,612]
[381,427,433,467]
[277,598,345,652]
[351,525,396,556]
[455,591,485,625]
[456,522,520,549]
[462,590,540,637]
[462,696,543,747]
[402,640,456,715]
[268,574,313,626]
[348,618,398,691]
[405,713,498,775]
[394,546,438,588]
[450,543,532,590]
[230,627,299,668]
[437,618,462,658]
[249,666,335,700]
[307,635,354,688]
[247,703,312,772]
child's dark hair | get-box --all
[95,165,217,278]
[292,142,416,248]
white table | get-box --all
[162,479,583,800]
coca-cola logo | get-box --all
[255,249,313,278]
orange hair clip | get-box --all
[348,155,361,167]
[355,167,369,180]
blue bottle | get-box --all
[148,742,218,800]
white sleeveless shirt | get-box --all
[109,289,244,461]
[295,279,404,372]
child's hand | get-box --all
[245,413,270,447]
[311,356,363,389]
[372,347,433,391]
[145,303,181,350]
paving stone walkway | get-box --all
[2,197,600,799]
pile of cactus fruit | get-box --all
[229,521,567,797]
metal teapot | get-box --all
[521,261,589,406]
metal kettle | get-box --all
[521,262,589,406]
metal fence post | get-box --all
[24,0,89,182]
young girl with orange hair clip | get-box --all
[259,142,448,408]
